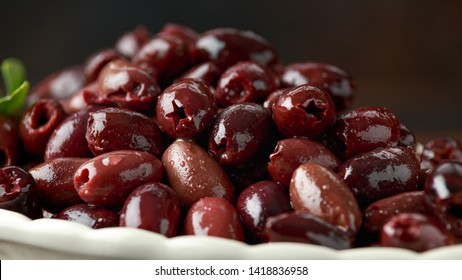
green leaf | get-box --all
[2,58,26,95]
[0,80,29,117]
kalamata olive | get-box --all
[265,211,354,249]
[74,150,163,206]
[380,213,456,252]
[363,191,427,236]
[29,157,88,213]
[178,62,222,87]
[263,88,287,112]
[272,85,336,139]
[54,204,119,229]
[208,103,275,166]
[184,197,244,241]
[338,146,420,207]
[236,180,292,242]
[162,139,234,207]
[90,59,161,113]
[290,163,362,233]
[191,28,279,71]
[119,182,181,237]
[19,99,67,158]
[0,166,42,219]
[0,115,19,167]
[268,138,341,187]
[215,61,279,107]
[44,105,103,161]
[83,48,121,83]
[115,25,151,59]
[60,82,99,114]
[86,107,168,157]
[420,136,462,170]
[398,123,416,148]
[424,161,462,237]
[280,62,356,112]
[158,23,199,47]
[327,106,400,160]
[156,78,217,139]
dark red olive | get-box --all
[54,204,119,229]
[119,182,181,237]
[424,161,462,237]
[268,138,341,187]
[156,78,217,139]
[0,115,19,167]
[44,105,103,161]
[215,61,279,107]
[290,163,362,233]
[265,211,354,249]
[177,62,222,87]
[380,213,456,252]
[208,103,275,166]
[115,25,151,59]
[0,166,42,219]
[263,88,288,112]
[162,139,234,207]
[280,62,356,112]
[158,23,199,47]
[19,99,67,158]
[184,197,244,241]
[236,180,292,242]
[327,106,400,160]
[338,146,420,207]
[421,136,462,170]
[86,107,168,157]
[60,82,99,114]
[29,157,88,213]
[83,48,121,83]
[272,85,336,139]
[191,28,279,71]
[74,150,163,206]
[398,123,416,148]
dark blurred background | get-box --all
[1,0,461,142]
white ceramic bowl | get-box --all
[0,209,461,259]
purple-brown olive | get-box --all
[420,136,462,170]
[184,197,244,241]
[19,99,67,158]
[208,103,275,166]
[263,88,287,112]
[119,182,181,237]
[61,82,99,114]
[29,157,88,213]
[290,163,362,233]
[0,115,19,167]
[86,107,168,157]
[236,180,292,242]
[178,62,222,87]
[54,204,119,229]
[74,150,163,206]
[83,48,121,83]
[338,146,421,207]
[115,25,151,59]
[272,85,336,139]
[156,78,217,139]
[157,23,199,48]
[162,139,234,207]
[398,123,416,148]
[265,211,354,249]
[268,138,341,187]
[0,166,42,219]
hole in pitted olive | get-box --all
[448,204,462,219]
[167,100,188,128]
[301,101,325,121]
[30,103,52,129]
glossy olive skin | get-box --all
[119,182,181,237]
[19,99,67,158]
[162,139,234,207]
[380,213,456,252]
[0,166,42,219]
[268,138,341,187]
[263,88,288,112]
[158,23,199,47]
[83,48,121,83]
[0,115,19,167]
[290,163,362,233]
[280,62,356,112]
[61,82,98,114]
[421,136,462,170]
[191,28,279,71]
[29,158,87,213]
[363,191,427,236]
[236,180,292,242]
[54,204,119,229]
[398,123,416,147]
[115,25,151,59]
[265,212,354,249]
[184,197,244,241]
[74,150,163,206]
[327,106,400,160]
[272,85,336,139]
[91,59,161,113]
[215,61,279,107]
[338,146,420,207]
[156,78,217,139]
[86,107,167,157]
[44,105,103,161]
[424,161,462,237]
[178,62,222,87]
[208,103,275,166]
